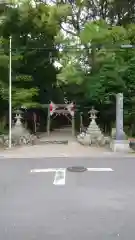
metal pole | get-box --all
[9,36,12,148]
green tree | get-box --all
[0,0,70,110]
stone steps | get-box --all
[39,140,68,144]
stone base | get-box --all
[77,133,91,146]
[110,140,131,153]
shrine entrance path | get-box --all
[39,126,76,142]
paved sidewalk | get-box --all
[0,142,134,158]
[0,141,108,158]
[0,128,134,158]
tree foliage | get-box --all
[0,0,70,110]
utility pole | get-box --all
[9,36,12,148]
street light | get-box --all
[9,36,12,148]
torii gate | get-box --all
[47,101,75,136]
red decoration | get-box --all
[49,103,53,112]
[49,101,56,116]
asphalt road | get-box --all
[0,157,135,240]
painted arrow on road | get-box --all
[30,168,114,186]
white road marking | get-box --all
[87,168,114,172]
[53,168,66,186]
[30,168,57,173]
[30,167,114,186]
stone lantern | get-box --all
[77,107,110,146]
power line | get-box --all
[2,44,135,51]
[1,44,135,56]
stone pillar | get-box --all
[116,93,124,140]
[110,93,131,152]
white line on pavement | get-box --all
[87,168,114,172]
[30,168,114,174]
[30,167,114,186]
[30,169,57,173]
[53,168,66,186]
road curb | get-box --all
[0,153,135,158]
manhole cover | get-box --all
[67,166,87,172]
